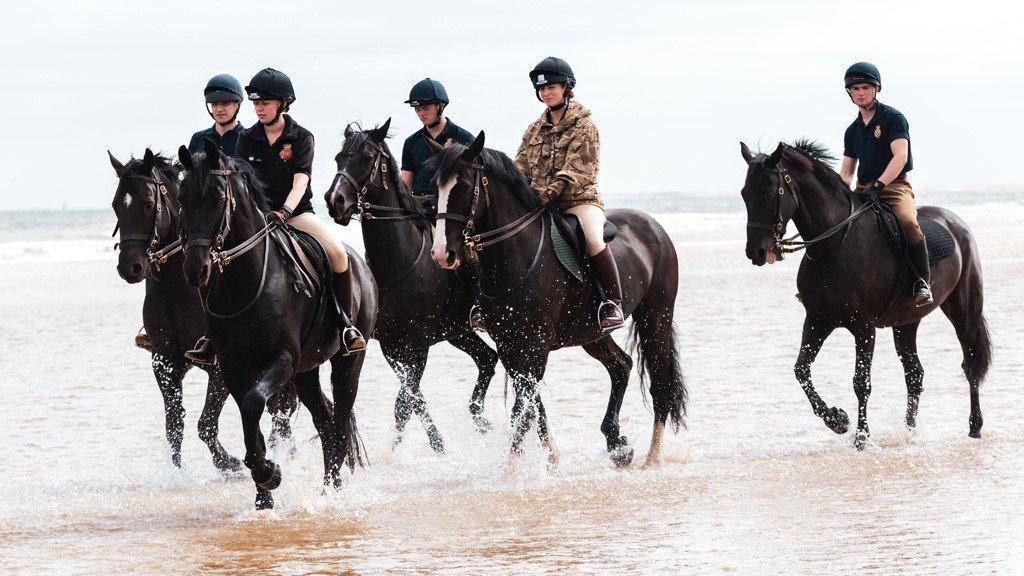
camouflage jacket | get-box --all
[514,101,603,209]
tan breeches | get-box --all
[566,203,607,256]
[287,212,349,272]
[880,180,923,245]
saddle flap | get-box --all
[271,227,327,297]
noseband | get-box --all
[336,143,419,221]
[112,168,182,270]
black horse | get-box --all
[431,133,687,467]
[109,149,298,471]
[324,120,500,452]
[739,141,992,448]
[177,139,376,509]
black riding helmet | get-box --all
[844,62,882,90]
[529,56,576,106]
[405,78,449,129]
[246,68,295,125]
[204,74,243,126]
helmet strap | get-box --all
[260,100,287,126]
[427,103,445,129]
[846,86,879,111]
[547,97,568,112]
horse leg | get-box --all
[292,369,336,486]
[448,331,499,434]
[327,352,366,488]
[385,345,444,453]
[197,366,242,472]
[794,317,849,435]
[238,355,293,509]
[266,382,298,455]
[940,279,991,438]
[892,322,924,430]
[506,351,548,456]
[850,326,877,450]
[583,336,634,468]
[152,353,187,467]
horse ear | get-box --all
[203,137,221,165]
[344,123,356,138]
[108,150,125,176]
[370,117,391,143]
[178,145,194,172]
[425,137,445,156]
[142,148,156,173]
[461,131,485,162]
[740,142,755,165]
[765,142,785,168]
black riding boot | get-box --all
[135,327,154,352]
[185,336,217,366]
[333,271,366,355]
[908,240,933,306]
[591,246,625,332]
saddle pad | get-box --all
[550,214,584,282]
[920,218,955,264]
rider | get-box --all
[399,78,484,331]
[515,56,625,331]
[185,68,366,365]
[136,74,246,352]
[839,62,932,306]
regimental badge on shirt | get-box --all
[444,138,453,149]
[874,125,882,139]
[280,143,292,161]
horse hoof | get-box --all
[969,429,982,439]
[473,416,493,435]
[905,416,917,429]
[825,407,850,435]
[427,430,446,454]
[255,489,274,510]
[215,454,244,473]
[253,460,282,491]
[391,434,404,451]
[610,447,634,468]
[172,453,182,468]
[854,432,869,450]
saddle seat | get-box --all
[872,203,955,265]
[550,210,617,282]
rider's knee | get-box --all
[332,244,350,273]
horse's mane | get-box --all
[180,152,269,212]
[751,139,850,198]
[342,124,429,230]
[432,144,539,210]
[123,152,179,184]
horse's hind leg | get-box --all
[850,325,877,450]
[385,345,444,454]
[583,336,634,468]
[794,317,849,435]
[152,353,187,467]
[533,391,559,465]
[197,366,242,472]
[327,352,366,488]
[292,368,336,485]
[940,275,991,438]
[448,331,499,434]
[267,383,298,454]
[892,322,924,429]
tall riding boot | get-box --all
[591,246,625,332]
[333,271,366,355]
[185,335,217,366]
[135,326,154,352]
[464,265,486,333]
[908,240,933,306]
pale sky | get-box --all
[1,0,1021,211]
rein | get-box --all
[337,143,422,222]
[747,163,871,262]
[112,168,184,271]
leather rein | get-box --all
[746,163,872,262]
[112,169,183,271]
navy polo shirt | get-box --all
[188,123,245,157]
[234,115,315,215]
[843,102,913,184]
[401,119,475,196]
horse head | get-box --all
[110,148,178,283]
[325,118,391,225]
[739,142,800,266]
[431,131,487,269]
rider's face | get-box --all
[253,99,282,124]
[848,83,878,108]
[414,103,441,126]
[209,101,240,124]
[538,83,566,107]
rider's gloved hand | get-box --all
[266,206,292,226]
[864,180,886,202]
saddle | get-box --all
[872,204,955,265]
[550,211,618,282]
[270,226,333,357]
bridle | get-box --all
[746,160,871,262]
[112,168,183,271]
[436,159,545,258]
[335,142,421,222]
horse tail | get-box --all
[964,312,993,385]
[342,411,367,470]
[628,312,688,431]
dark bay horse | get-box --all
[324,120,499,452]
[177,139,376,509]
[431,133,687,467]
[739,141,991,448]
[109,149,296,471]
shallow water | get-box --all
[1,201,1022,574]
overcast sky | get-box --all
[1,0,1021,211]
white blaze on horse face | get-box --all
[123,193,132,208]
[432,176,455,261]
